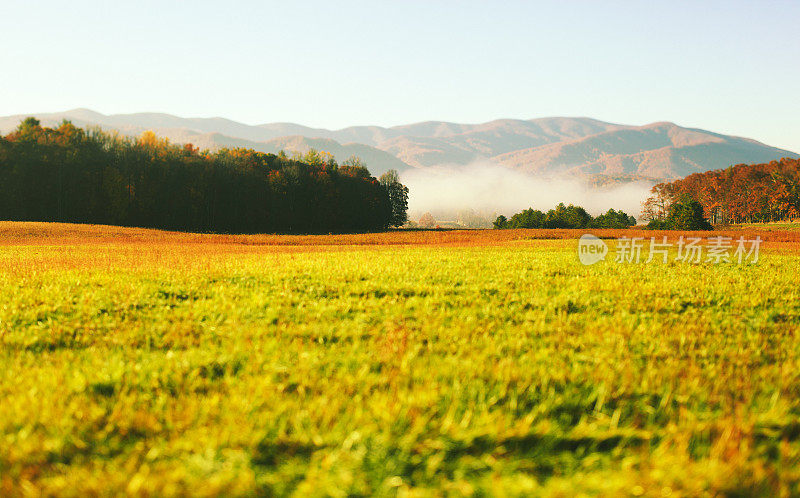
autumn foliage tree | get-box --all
[418,213,436,228]
[641,158,800,224]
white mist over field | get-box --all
[401,163,654,221]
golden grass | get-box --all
[3,221,800,248]
[2,221,800,496]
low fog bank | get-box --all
[402,163,654,224]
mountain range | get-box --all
[1,109,796,181]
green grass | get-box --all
[1,238,800,496]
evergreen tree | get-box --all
[379,169,409,227]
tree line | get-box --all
[0,118,409,233]
[642,157,800,225]
[493,203,636,229]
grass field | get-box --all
[725,222,800,232]
[1,222,800,496]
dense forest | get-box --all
[642,157,800,224]
[0,119,405,233]
[493,203,636,229]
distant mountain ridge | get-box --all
[1,109,796,180]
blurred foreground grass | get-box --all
[1,223,799,496]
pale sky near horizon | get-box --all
[2,0,798,152]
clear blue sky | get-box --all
[2,0,798,152]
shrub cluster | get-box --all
[493,203,636,229]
